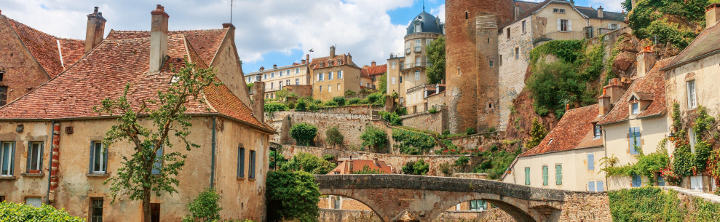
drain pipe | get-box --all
[210,117,217,188]
[45,121,56,204]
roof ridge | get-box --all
[110,28,227,33]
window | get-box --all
[596,181,604,192]
[296,68,299,74]
[399,76,403,83]
[271,72,274,78]
[287,70,290,75]
[415,71,420,80]
[588,181,595,191]
[657,173,665,186]
[279,71,282,77]
[415,57,421,67]
[25,197,41,207]
[415,23,422,33]
[560,19,569,32]
[631,102,639,115]
[629,127,641,154]
[89,141,107,174]
[515,47,519,59]
[506,28,510,39]
[270,82,274,90]
[295,79,299,85]
[0,196,4,202]
[593,124,602,139]
[609,23,618,30]
[0,70,4,81]
[689,130,697,154]
[553,8,565,14]
[338,71,343,79]
[337,84,341,92]
[263,74,267,80]
[279,81,283,89]
[415,39,422,52]
[1,142,15,176]
[27,142,43,173]
[0,86,7,106]
[524,167,530,185]
[631,174,641,187]
[587,154,595,170]
[522,20,526,34]
[328,85,332,92]
[499,55,503,66]
[249,150,256,179]
[255,76,260,81]
[151,147,162,175]
[237,146,245,178]
[286,80,290,86]
[90,198,103,222]
[465,11,469,19]
[392,77,397,84]
[489,59,494,67]
[469,200,486,211]
[329,72,334,80]
[319,73,324,81]
[687,80,697,109]
[555,165,563,185]
[542,165,549,186]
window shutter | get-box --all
[588,154,595,170]
[588,181,595,192]
[542,166,548,186]
[39,143,44,172]
[238,147,245,178]
[10,143,15,175]
[26,143,31,172]
[557,19,561,31]
[103,145,109,172]
[556,165,562,185]
[89,143,95,173]
[596,181,604,192]
[568,19,572,31]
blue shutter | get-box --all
[542,166,548,186]
[588,154,595,170]
[524,167,530,185]
[26,143,31,172]
[249,150,256,179]
[596,181,604,192]
[658,175,666,186]
[238,147,245,178]
[103,144,108,172]
[588,181,595,192]
[89,142,95,173]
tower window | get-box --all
[465,11,469,19]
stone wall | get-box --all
[281,145,468,176]
[558,193,612,221]
[318,209,382,222]
[400,109,448,133]
[268,108,377,148]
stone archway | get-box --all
[317,192,385,221]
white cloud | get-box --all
[430,4,445,23]
[589,0,624,12]
[2,0,412,67]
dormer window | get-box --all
[415,23,422,32]
[594,124,602,139]
[631,101,640,115]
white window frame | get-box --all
[0,141,15,176]
[687,80,697,109]
[27,141,43,172]
[328,72,333,80]
[631,102,640,115]
[415,71,420,80]
[90,141,107,174]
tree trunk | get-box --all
[143,186,151,222]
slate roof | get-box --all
[662,22,720,70]
[509,0,625,25]
[361,64,387,77]
[406,11,444,35]
[0,32,271,132]
[576,6,626,21]
[5,17,85,78]
[597,58,674,125]
[520,104,601,157]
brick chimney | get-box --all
[598,88,612,115]
[707,4,720,28]
[259,66,264,72]
[149,4,169,73]
[330,46,336,58]
[306,54,310,64]
[597,6,604,19]
[252,82,265,123]
[84,7,106,53]
[636,47,656,77]
[273,64,278,69]
[371,61,376,67]
[514,3,520,20]
[604,78,626,104]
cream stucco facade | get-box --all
[245,62,311,100]
[504,147,606,192]
[664,54,720,117]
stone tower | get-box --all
[445,0,514,133]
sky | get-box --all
[1,0,623,74]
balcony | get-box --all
[414,46,422,53]
[401,62,427,71]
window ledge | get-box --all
[22,172,44,177]
[0,176,17,180]
[237,177,246,181]
[248,178,256,182]
[87,173,109,178]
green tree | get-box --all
[325,127,344,148]
[361,126,389,153]
[184,189,221,222]
[295,98,307,111]
[378,73,387,93]
[281,152,337,174]
[266,170,320,222]
[290,123,318,146]
[344,90,357,98]
[0,202,83,221]
[332,97,346,106]
[402,159,430,175]
[426,36,445,84]
[525,118,547,149]
[94,60,216,222]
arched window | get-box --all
[465,11,469,19]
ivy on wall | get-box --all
[609,187,720,221]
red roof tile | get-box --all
[310,54,358,70]
[328,159,393,175]
[597,58,674,125]
[6,18,84,78]
[520,104,600,157]
[106,29,228,64]
[361,64,387,77]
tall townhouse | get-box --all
[360,61,387,90]
[310,46,361,101]
[244,58,311,100]
[661,4,720,192]
[0,5,273,221]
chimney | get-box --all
[306,54,310,64]
[604,78,626,105]
[636,47,656,77]
[273,64,278,69]
[330,46,336,58]
[301,59,306,64]
[259,66,264,72]
[222,23,235,41]
[598,89,612,115]
[707,4,720,28]
[371,61,376,67]
[252,82,265,123]
[565,103,570,111]
[149,4,169,73]
[514,3,520,20]
[84,7,106,53]
[597,6,604,19]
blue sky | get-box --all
[2,0,622,74]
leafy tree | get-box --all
[290,123,317,146]
[344,90,357,98]
[525,118,547,149]
[266,170,320,222]
[455,156,470,167]
[183,189,221,222]
[95,60,216,222]
[246,83,254,91]
[402,159,430,175]
[361,126,389,153]
[367,92,384,104]
[295,98,307,111]
[280,152,336,174]
[325,127,344,148]
[392,128,436,155]
[0,202,83,221]
[379,111,402,126]
[264,102,288,113]
[527,61,587,117]
[269,149,288,169]
[348,98,362,105]
[275,89,291,101]
[378,72,388,93]
[332,97,346,106]
[426,36,445,84]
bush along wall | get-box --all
[609,187,720,221]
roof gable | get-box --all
[520,104,600,157]
[663,24,720,70]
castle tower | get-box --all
[445,0,514,133]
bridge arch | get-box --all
[318,192,384,220]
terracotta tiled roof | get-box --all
[663,23,720,70]
[328,159,393,175]
[361,64,387,77]
[6,18,84,78]
[310,54,358,70]
[520,104,600,157]
[0,34,270,131]
[597,58,674,125]
[106,29,228,63]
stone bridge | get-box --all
[315,175,598,222]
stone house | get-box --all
[503,105,606,192]
[244,56,311,100]
[496,0,626,131]
[0,5,274,221]
[310,46,362,101]
[0,9,86,106]
[661,4,720,193]
[360,61,386,90]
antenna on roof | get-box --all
[230,0,234,24]
[422,0,426,12]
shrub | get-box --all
[465,127,477,135]
[295,99,307,111]
[348,98,362,105]
[344,90,357,98]
[361,126,389,153]
[525,118,547,149]
[269,149,288,169]
[392,128,436,155]
[184,189,221,222]
[608,187,686,222]
[395,107,408,116]
[266,170,320,222]
[455,156,470,167]
[323,100,338,107]
[281,152,337,174]
[402,159,430,175]
[332,97,346,106]
[0,202,83,221]
[308,103,319,112]
[426,36,445,84]
[352,166,383,174]
[325,127,344,147]
[264,102,288,113]
[290,123,318,146]
[379,111,402,126]
[527,61,587,116]
[367,92,383,104]
[428,107,438,114]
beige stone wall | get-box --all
[246,64,310,100]
[498,16,534,131]
[665,53,720,117]
[400,109,447,133]
[504,147,606,192]
[0,117,269,221]
[312,65,361,101]
[268,111,375,148]
[386,57,405,99]
[558,193,611,221]
[211,33,252,106]
[603,116,669,190]
[533,3,589,41]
